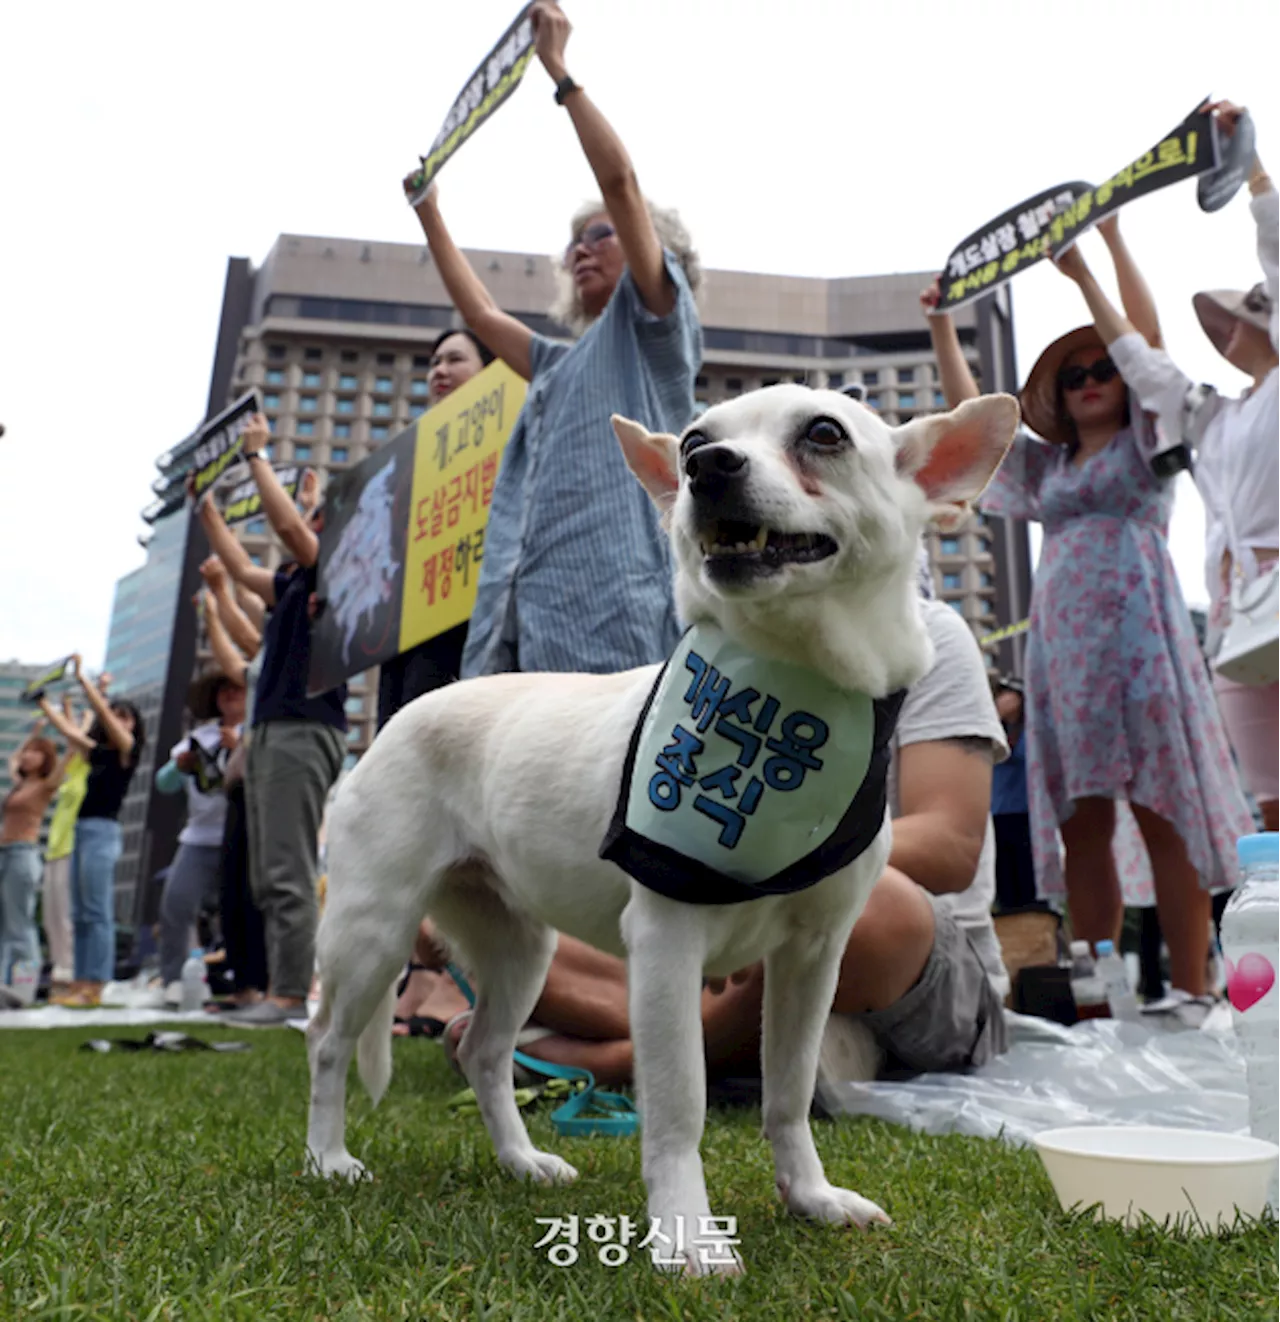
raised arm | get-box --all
[200,556,261,658]
[921,281,980,407]
[1054,243,1134,346]
[201,591,251,689]
[240,414,319,568]
[532,1,672,318]
[38,696,94,756]
[409,187,534,380]
[1097,217,1162,348]
[195,482,276,605]
[73,658,134,759]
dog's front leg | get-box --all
[762,933,891,1230]
[624,895,741,1276]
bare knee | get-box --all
[833,867,934,1015]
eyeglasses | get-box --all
[1058,357,1119,391]
[563,221,616,265]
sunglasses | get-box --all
[563,221,616,265]
[1058,357,1119,392]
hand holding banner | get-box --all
[188,392,262,499]
[937,102,1218,312]
[405,5,537,206]
[21,656,76,704]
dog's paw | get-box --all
[307,1149,371,1183]
[501,1148,578,1186]
[784,1181,890,1229]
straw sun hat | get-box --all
[1192,282,1273,360]
[1018,325,1110,447]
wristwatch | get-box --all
[245,451,267,463]
[554,75,581,106]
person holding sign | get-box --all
[37,662,146,1007]
[924,232,1253,1026]
[1058,103,1277,832]
[406,0,702,680]
[1,722,70,995]
[377,328,495,733]
[196,416,346,1026]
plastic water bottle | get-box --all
[1095,940,1140,1022]
[180,949,209,1012]
[1220,833,1279,1208]
[11,959,39,1007]
[1068,939,1109,1021]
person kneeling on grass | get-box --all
[430,590,1012,1092]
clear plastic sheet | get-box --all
[817,1007,1250,1146]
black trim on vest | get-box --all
[599,663,906,906]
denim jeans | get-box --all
[71,817,122,983]
[0,842,42,984]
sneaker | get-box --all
[1140,989,1216,1031]
[220,1000,298,1027]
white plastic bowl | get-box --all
[1034,1125,1279,1232]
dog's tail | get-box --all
[356,980,397,1107]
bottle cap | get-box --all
[1237,833,1279,871]
[189,948,203,959]
[1096,939,1115,957]
[1069,939,1090,957]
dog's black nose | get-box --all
[686,444,747,499]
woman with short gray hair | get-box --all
[406,0,702,677]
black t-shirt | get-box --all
[253,563,348,730]
[80,741,139,822]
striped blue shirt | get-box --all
[461,251,702,677]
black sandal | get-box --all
[393,1014,446,1038]
[395,962,434,1001]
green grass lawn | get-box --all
[1,1024,1275,1321]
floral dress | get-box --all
[980,413,1253,905]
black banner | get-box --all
[1044,103,1215,257]
[21,655,75,704]
[216,463,308,526]
[188,391,261,498]
[939,183,1094,311]
[938,102,1218,312]
[307,434,416,696]
[405,4,537,205]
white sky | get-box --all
[2,0,1276,669]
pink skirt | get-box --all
[1214,673,1279,802]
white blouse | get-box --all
[1109,188,1278,617]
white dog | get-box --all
[306,384,1017,1275]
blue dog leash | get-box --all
[446,963,640,1137]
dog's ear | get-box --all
[612,415,679,511]
[893,394,1019,505]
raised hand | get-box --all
[919,277,944,318]
[1053,242,1091,284]
[531,0,571,82]
[200,555,229,591]
[240,413,270,457]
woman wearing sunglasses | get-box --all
[925,214,1252,1028]
[404,0,701,682]
[1058,104,1277,836]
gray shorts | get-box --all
[855,909,1008,1078]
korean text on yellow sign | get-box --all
[399,360,526,649]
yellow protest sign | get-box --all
[400,361,526,649]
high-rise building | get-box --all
[106,234,1030,914]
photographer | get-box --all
[153,671,246,1006]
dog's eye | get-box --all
[802,417,849,449]
[680,429,711,458]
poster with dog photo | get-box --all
[307,359,526,695]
